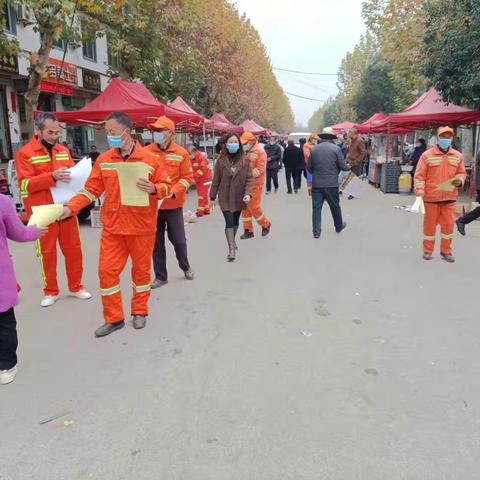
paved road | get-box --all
[2,178,480,480]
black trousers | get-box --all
[312,187,344,235]
[222,210,241,228]
[153,207,190,281]
[285,168,294,193]
[460,206,480,224]
[293,170,302,190]
[0,308,17,370]
[266,169,279,192]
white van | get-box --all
[288,132,310,147]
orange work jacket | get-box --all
[15,136,74,217]
[68,142,171,236]
[191,151,212,182]
[414,145,466,202]
[144,141,193,210]
[247,142,267,188]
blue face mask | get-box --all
[107,134,124,149]
[243,143,252,152]
[438,138,452,150]
[227,143,240,154]
[153,131,165,145]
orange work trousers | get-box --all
[35,216,83,296]
[99,231,155,324]
[423,202,456,255]
[196,180,211,216]
[242,186,270,232]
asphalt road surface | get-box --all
[2,178,479,480]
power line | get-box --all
[285,91,326,102]
[274,67,338,76]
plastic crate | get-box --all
[380,163,401,193]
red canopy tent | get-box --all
[373,88,480,130]
[169,96,204,129]
[240,119,269,136]
[46,78,202,128]
[355,112,411,134]
[329,121,356,135]
[206,113,243,134]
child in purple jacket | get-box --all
[0,194,46,385]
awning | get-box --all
[38,78,202,128]
[329,121,356,134]
[240,119,269,136]
[373,89,480,130]
[205,113,243,134]
[355,113,411,134]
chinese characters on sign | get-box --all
[42,58,78,86]
[0,53,18,73]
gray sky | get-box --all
[232,0,366,127]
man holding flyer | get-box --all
[61,112,171,337]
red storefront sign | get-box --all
[39,81,74,96]
[42,57,78,86]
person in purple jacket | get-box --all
[0,194,46,385]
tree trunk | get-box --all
[24,31,54,137]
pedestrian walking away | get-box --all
[240,132,271,238]
[346,128,367,182]
[283,139,304,194]
[414,126,466,263]
[409,138,427,177]
[145,116,194,288]
[15,113,91,307]
[264,136,282,193]
[62,112,172,337]
[188,145,212,217]
[0,195,46,385]
[456,149,480,236]
[209,134,253,261]
[308,127,351,239]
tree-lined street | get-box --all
[2,185,480,479]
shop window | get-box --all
[3,4,16,34]
[53,37,66,50]
[17,94,26,123]
[82,37,97,62]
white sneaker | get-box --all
[41,295,58,307]
[70,290,92,300]
[0,365,17,385]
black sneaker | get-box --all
[94,321,125,337]
[262,224,271,237]
[336,222,347,233]
[313,233,321,239]
[240,230,254,240]
[456,220,466,236]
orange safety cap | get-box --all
[438,126,454,136]
[241,132,256,144]
[148,116,175,132]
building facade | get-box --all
[0,4,112,163]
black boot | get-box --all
[240,230,254,240]
[261,223,271,237]
[456,219,466,236]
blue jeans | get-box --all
[312,187,344,235]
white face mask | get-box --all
[189,154,195,160]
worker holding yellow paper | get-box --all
[61,112,171,338]
[27,204,64,228]
[414,126,466,263]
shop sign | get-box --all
[31,55,78,86]
[0,53,18,73]
[39,81,74,96]
[82,69,101,91]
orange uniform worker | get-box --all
[145,116,194,288]
[62,112,171,337]
[303,133,319,195]
[15,112,91,307]
[240,132,271,238]
[187,145,212,217]
[414,126,466,263]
